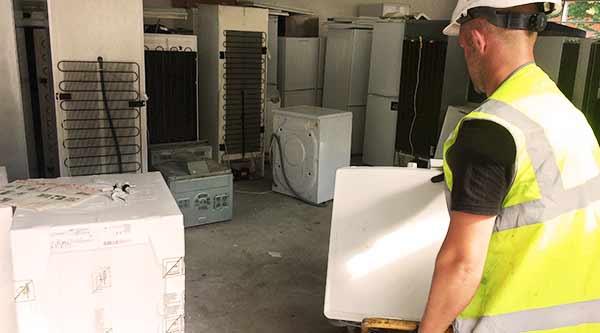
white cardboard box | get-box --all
[10,172,185,333]
[325,167,449,322]
[1,205,17,333]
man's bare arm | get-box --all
[418,211,496,333]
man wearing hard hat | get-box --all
[419,1,600,332]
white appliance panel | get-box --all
[325,167,450,322]
[363,95,398,165]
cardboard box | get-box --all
[0,205,17,333]
[10,172,185,333]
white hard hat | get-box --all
[443,0,563,36]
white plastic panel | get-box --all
[368,22,405,97]
[363,95,398,166]
[325,167,449,322]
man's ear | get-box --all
[470,28,487,55]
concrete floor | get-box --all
[184,177,348,333]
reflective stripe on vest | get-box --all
[443,64,600,333]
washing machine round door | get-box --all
[274,127,319,199]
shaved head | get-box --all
[458,4,539,95]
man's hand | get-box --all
[418,211,496,333]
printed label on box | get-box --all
[50,226,96,252]
[92,267,112,293]
[165,315,184,333]
[14,280,35,302]
[164,292,185,317]
[99,223,135,248]
[163,257,185,278]
[50,223,146,253]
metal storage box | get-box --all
[156,160,233,227]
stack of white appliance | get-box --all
[323,21,374,155]
[362,20,469,166]
[188,5,269,170]
[46,0,148,177]
[9,172,185,333]
[278,37,322,107]
[272,106,352,204]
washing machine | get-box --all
[272,106,352,204]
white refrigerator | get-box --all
[278,37,321,107]
[323,26,373,155]
[363,22,404,166]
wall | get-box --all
[143,0,455,21]
[0,0,30,181]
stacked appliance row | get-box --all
[363,20,470,166]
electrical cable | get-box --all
[98,56,123,173]
[409,36,424,158]
[270,133,327,208]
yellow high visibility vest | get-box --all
[443,64,600,333]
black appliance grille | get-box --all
[57,60,143,176]
[396,38,448,158]
[222,30,265,157]
[144,50,197,144]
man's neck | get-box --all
[483,50,535,96]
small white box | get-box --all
[358,3,410,17]
[0,205,17,333]
[10,172,185,333]
[272,106,352,204]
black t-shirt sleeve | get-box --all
[445,119,516,216]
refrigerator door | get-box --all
[348,30,373,106]
[323,29,353,111]
[348,105,367,155]
[369,22,405,97]
[363,95,398,166]
[282,89,318,107]
[279,37,320,91]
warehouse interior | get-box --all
[1,0,600,332]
